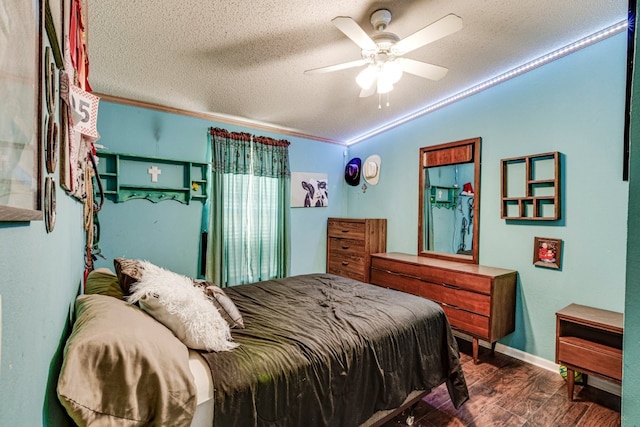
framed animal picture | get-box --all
[291,172,328,208]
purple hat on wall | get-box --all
[345,157,361,186]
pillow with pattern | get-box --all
[193,280,244,329]
[113,258,144,295]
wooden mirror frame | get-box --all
[418,137,481,264]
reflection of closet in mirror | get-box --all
[419,138,481,264]
[426,163,475,253]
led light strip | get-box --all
[347,20,628,145]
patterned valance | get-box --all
[253,136,290,147]
[208,127,251,142]
[209,127,290,178]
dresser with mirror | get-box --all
[369,137,517,363]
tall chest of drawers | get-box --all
[326,218,387,283]
[370,252,517,363]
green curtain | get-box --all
[206,128,290,287]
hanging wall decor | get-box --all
[0,0,43,221]
[96,151,209,204]
[501,152,561,220]
[45,115,59,174]
[291,172,328,207]
[533,236,562,269]
[44,176,56,232]
[344,158,361,186]
[57,0,101,202]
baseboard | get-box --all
[454,333,622,397]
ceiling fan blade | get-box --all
[398,58,448,80]
[304,59,368,75]
[332,16,377,51]
[359,83,377,98]
[394,14,463,55]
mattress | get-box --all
[189,349,215,427]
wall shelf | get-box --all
[500,151,560,220]
[96,150,209,204]
[429,185,458,209]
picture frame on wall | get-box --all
[0,0,43,221]
[291,172,329,208]
[533,237,562,269]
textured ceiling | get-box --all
[87,0,627,144]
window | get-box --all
[207,128,290,286]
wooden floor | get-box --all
[382,339,621,427]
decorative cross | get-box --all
[147,165,162,182]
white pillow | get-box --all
[126,261,238,352]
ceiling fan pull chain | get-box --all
[386,92,390,107]
[378,93,382,109]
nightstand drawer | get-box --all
[557,336,622,380]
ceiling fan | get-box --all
[304,9,463,98]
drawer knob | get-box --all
[341,261,349,266]
[342,245,350,250]
[341,229,349,233]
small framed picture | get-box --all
[533,237,562,269]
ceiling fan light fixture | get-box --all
[307,9,463,100]
[356,65,378,90]
[380,61,403,85]
[377,78,394,94]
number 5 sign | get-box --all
[69,84,100,140]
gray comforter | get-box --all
[200,273,468,426]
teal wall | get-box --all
[623,74,640,424]
[0,160,85,426]
[1,3,85,424]
[92,103,346,278]
[622,4,640,425]
[347,32,629,362]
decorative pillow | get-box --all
[57,294,196,426]
[84,268,124,300]
[194,280,245,329]
[113,258,144,295]
[114,257,245,329]
[127,260,238,352]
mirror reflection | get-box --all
[423,163,475,255]
[418,138,481,264]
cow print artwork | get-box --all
[291,172,329,208]
[302,178,328,207]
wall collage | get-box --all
[0,0,101,273]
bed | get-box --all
[57,262,468,426]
